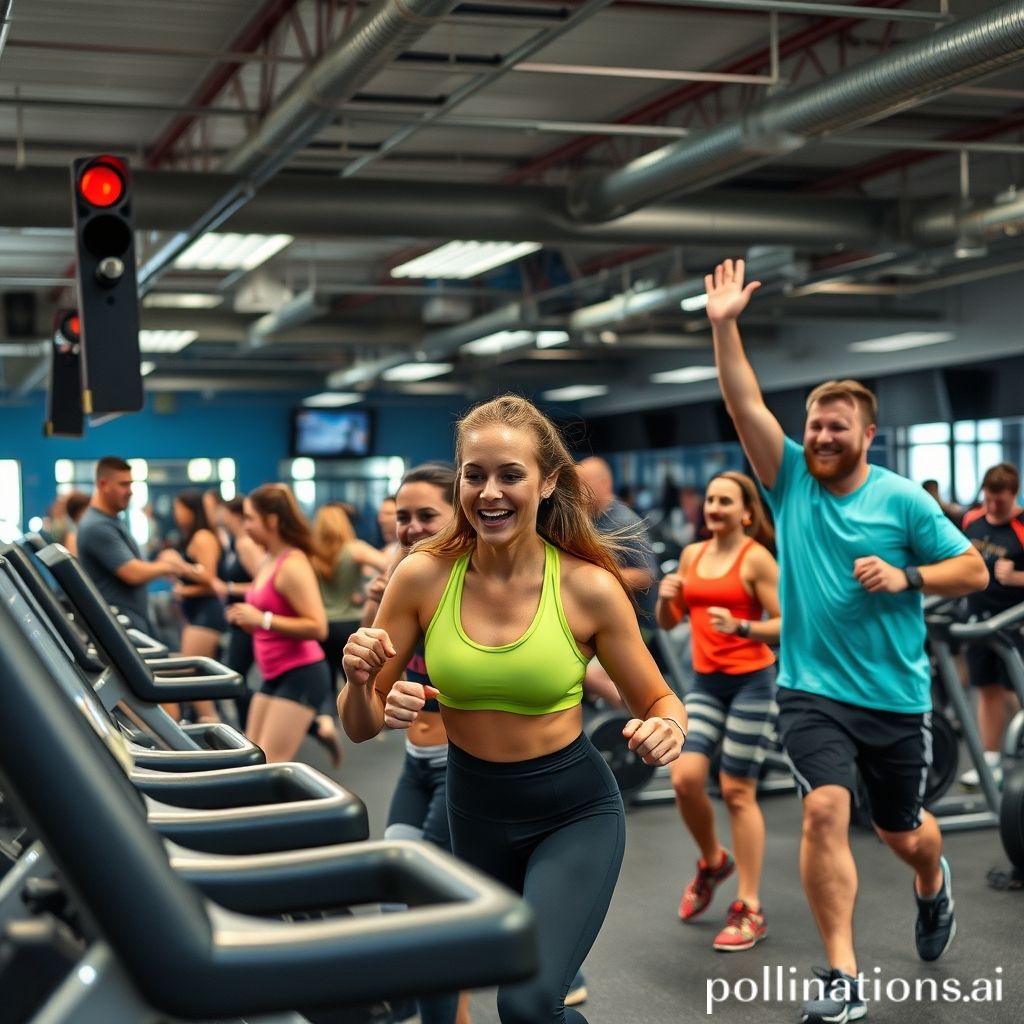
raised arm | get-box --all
[705,258,786,489]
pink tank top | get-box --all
[247,550,325,681]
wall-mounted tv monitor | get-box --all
[291,407,373,459]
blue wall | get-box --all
[1,391,460,525]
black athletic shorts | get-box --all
[776,687,932,833]
[260,659,331,711]
[965,640,1023,691]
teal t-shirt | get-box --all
[763,438,970,713]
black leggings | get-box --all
[447,733,625,1024]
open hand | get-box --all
[704,258,761,325]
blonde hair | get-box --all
[710,471,775,551]
[311,504,356,579]
[805,379,877,427]
[417,394,631,593]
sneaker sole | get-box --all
[713,934,765,952]
[802,1007,865,1024]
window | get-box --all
[0,461,22,535]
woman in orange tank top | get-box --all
[655,471,781,953]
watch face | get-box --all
[905,566,923,590]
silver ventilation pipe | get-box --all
[136,0,460,289]
[571,0,1024,221]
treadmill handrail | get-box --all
[0,542,103,672]
[948,599,1024,640]
[37,544,242,701]
[0,602,537,1020]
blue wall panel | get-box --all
[1,392,460,525]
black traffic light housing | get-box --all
[45,310,85,438]
[70,155,143,417]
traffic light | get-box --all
[44,310,84,438]
[70,155,143,416]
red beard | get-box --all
[804,445,862,483]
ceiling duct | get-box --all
[570,0,1024,221]
[136,0,461,289]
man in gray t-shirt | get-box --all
[76,456,188,634]
[577,457,658,711]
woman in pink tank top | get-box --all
[224,484,329,762]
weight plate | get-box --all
[588,712,655,800]
[1000,764,1024,869]
[924,711,960,806]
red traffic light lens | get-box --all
[78,164,124,207]
[60,312,81,341]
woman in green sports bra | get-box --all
[340,395,688,1024]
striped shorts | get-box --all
[683,665,778,779]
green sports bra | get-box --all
[424,540,588,715]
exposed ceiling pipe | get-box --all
[0,2,14,62]
[326,250,804,388]
[13,166,1024,252]
[570,0,1024,222]
[135,0,461,290]
[0,167,890,246]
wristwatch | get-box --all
[903,565,924,591]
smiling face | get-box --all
[396,480,454,547]
[459,424,557,545]
[703,477,747,537]
[803,397,876,485]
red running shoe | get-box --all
[713,900,766,951]
[678,849,735,921]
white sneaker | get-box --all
[959,751,1002,787]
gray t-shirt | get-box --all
[76,506,153,633]
[596,499,658,623]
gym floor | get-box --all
[299,729,1021,1024]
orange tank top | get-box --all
[679,539,775,676]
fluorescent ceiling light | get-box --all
[140,361,156,376]
[138,330,197,353]
[302,392,362,408]
[847,331,955,353]
[143,293,223,309]
[461,329,535,356]
[391,240,542,280]
[680,293,709,312]
[542,384,609,401]
[173,233,293,272]
[381,361,453,382]
[650,365,718,384]
[535,330,570,348]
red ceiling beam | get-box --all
[808,107,1024,193]
[502,0,908,185]
[146,0,304,168]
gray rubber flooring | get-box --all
[302,729,1021,1024]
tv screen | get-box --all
[292,407,373,458]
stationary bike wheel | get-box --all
[1000,765,1024,870]
[924,710,960,807]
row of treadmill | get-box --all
[3,535,1024,1022]
[0,538,537,1024]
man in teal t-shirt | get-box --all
[705,258,987,1024]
